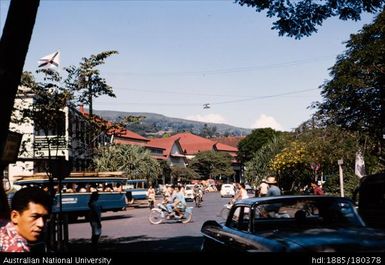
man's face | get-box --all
[11,202,49,242]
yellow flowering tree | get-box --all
[269,141,312,192]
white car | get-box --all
[184,184,195,201]
[220,184,235,198]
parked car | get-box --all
[355,172,385,229]
[184,184,195,201]
[201,195,385,252]
[220,184,235,198]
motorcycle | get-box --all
[193,190,203,207]
[148,203,193,224]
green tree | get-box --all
[235,0,384,39]
[93,144,161,184]
[200,124,218,138]
[238,127,280,163]
[170,167,199,184]
[267,125,382,196]
[244,135,290,184]
[65,50,118,117]
[313,11,385,164]
[189,151,234,179]
[158,160,172,184]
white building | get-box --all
[5,87,109,186]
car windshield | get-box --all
[253,198,364,231]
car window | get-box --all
[228,206,251,232]
[253,198,363,232]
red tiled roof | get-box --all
[111,129,149,142]
[214,142,238,152]
[146,137,184,159]
[213,136,245,148]
[167,133,238,155]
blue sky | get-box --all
[0,1,378,131]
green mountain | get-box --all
[94,110,251,137]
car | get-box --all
[220,184,235,198]
[355,172,385,229]
[201,195,385,252]
[244,183,254,194]
[184,184,195,201]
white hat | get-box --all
[266,176,277,184]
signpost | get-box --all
[338,159,344,197]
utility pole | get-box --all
[338,159,344,197]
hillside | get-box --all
[94,110,251,137]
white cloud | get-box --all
[251,114,283,131]
[185,114,227,124]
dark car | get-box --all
[201,195,385,252]
[355,172,385,229]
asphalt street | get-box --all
[67,191,229,253]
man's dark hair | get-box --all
[11,187,51,213]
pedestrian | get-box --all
[266,176,281,196]
[88,191,102,248]
[147,185,156,209]
[311,181,324,195]
[257,179,269,197]
[0,187,51,252]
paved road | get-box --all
[68,191,230,252]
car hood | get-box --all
[264,227,385,252]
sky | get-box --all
[0,0,378,132]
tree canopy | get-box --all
[238,127,280,163]
[235,0,385,38]
[312,10,385,163]
[93,144,161,184]
[189,151,234,179]
[65,50,118,116]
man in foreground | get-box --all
[0,187,51,252]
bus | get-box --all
[124,179,148,204]
[12,171,128,220]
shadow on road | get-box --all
[68,214,134,224]
[68,235,203,253]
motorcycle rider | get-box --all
[165,185,176,213]
[193,184,203,204]
[173,185,187,218]
[227,183,249,206]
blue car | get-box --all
[201,195,385,252]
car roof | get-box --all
[235,195,353,207]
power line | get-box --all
[96,87,318,107]
[211,88,317,105]
[105,56,333,76]
[113,87,248,98]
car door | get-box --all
[222,205,258,251]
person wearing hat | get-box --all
[257,179,269,197]
[266,176,281,196]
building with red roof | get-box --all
[146,137,187,168]
[165,132,238,159]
